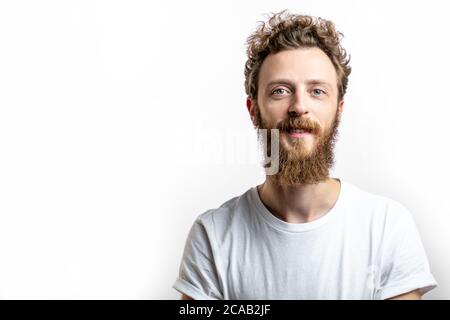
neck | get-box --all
[257,176,341,224]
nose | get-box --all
[288,89,309,116]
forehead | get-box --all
[258,47,338,90]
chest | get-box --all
[220,225,379,299]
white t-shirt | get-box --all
[173,179,437,300]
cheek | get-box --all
[264,105,288,123]
[317,112,338,135]
[257,106,280,126]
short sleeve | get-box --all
[374,202,437,299]
[172,217,223,300]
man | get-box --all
[173,10,437,300]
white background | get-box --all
[0,0,449,299]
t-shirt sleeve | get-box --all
[172,217,223,300]
[374,202,437,300]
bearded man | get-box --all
[173,10,437,300]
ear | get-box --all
[338,99,344,115]
[246,97,252,112]
[246,97,256,125]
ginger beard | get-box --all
[254,103,341,186]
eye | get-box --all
[272,88,290,96]
[312,88,325,96]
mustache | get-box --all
[277,117,319,134]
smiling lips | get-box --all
[286,129,311,138]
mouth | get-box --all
[284,128,312,138]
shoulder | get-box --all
[192,187,254,241]
[342,180,415,228]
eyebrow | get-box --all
[266,78,333,91]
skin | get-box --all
[179,47,422,301]
[248,47,343,223]
[388,289,422,300]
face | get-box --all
[249,47,344,186]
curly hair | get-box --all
[244,10,351,102]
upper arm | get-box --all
[375,203,437,299]
[174,219,223,300]
[181,294,194,300]
[386,289,422,300]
